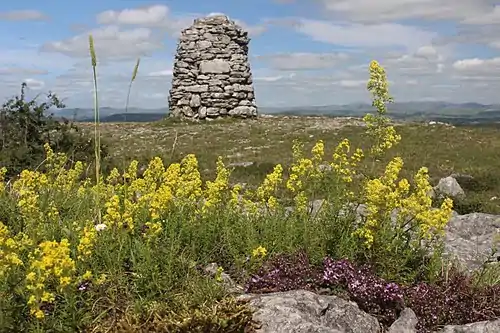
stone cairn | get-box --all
[168,15,258,120]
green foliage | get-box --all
[0,83,107,179]
[96,297,255,333]
[0,56,498,333]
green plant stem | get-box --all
[124,81,133,123]
[92,65,101,224]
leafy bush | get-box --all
[0,82,107,179]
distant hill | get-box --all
[49,101,500,125]
[78,113,165,123]
[52,107,168,122]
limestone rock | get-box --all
[168,14,258,120]
[441,212,500,271]
[387,308,418,333]
[437,319,500,332]
[434,176,466,199]
[200,59,231,74]
[238,290,382,333]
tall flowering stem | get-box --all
[363,60,401,158]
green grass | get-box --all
[78,118,500,214]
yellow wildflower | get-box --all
[364,60,402,157]
[256,164,283,210]
[202,157,231,213]
[26,239,76,319]
[0,166,7,194]
[77,223,97,260]
[252,245,267,258]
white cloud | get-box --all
[232,19,268,37]
[0,67,48,75]
[97,5,169,25]
[462,5,500,24]
[254,75,284,82]
[318,0,493,23]
[0,10,48,21]
[95,5,266,37]
[255,52,349,70]
[148,69,173,77]
[383,45,447,76]
[338,80,366,88]
[452,57,500,77]
[24,78,45,90]
[40,25,164,60]
[293,19,437,51]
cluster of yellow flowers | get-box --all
[331,138,364,183]
[0,60,455,323]
[0,221,31,277]
[26,239,76,319]
[256,164,284,210]
[355,157,453,247]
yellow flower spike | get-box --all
[202,156,231,214]
[77,223,97,261]
[0,166,7,194]
[256,164,283,209]
[311,140,325,163]
[176,154,203,201]
[364,60,401,158]
[229,183,243,209]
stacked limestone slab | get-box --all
[168,15,258,120]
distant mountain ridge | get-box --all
[49,101,500,124]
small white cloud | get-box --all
[40,25,164,60]
[415,45,439,59]
[207,12,227,17]
[254,75,284,82]
[0,10,49,21]
[317,0,491,23]
[453,58,500,71]
[148,69,173,77]
[24,78,45,90]
[338,80,366,88]
[97,5,169,25]
[0,67,48,75]
[256,52,349,70]
[293,19,437,51]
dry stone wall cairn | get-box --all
[168,15,258,120]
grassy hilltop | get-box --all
[78,116,500,215]
[1,56,499,333]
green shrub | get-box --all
[0,83,107,179]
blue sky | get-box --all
[0,0,500,109]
